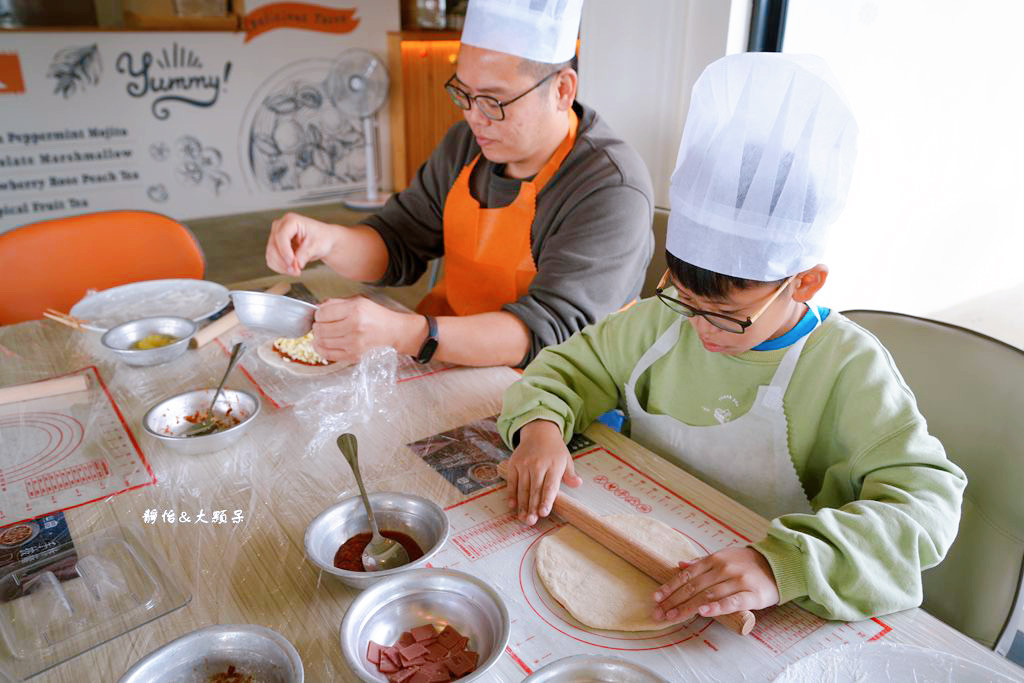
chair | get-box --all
[640,208,669,299]
[843,309,1024,652]
[0,210,205,325]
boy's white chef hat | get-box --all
[666,52,858,282]
[460,0,583,64]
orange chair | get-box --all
[0,210,206,325]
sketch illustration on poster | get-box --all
[48,44,101,98]
[243,57,369,200]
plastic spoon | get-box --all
[185,342,244,437]
[336,433,410,571]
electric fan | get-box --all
[327,48,391,210]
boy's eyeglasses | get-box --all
[444,71,560,121]
[655,270,796,334]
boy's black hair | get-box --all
[665,250,784,300]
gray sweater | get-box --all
[364,101,655,365]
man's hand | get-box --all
[652,546,779,621]
[506,420,582,526]
[266,212,343,276]
[312,297,427,364]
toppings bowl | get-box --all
[304,492,449,590]
[142,388,260,455]
[118,623,303,682]
[339,568,509,682]
[100,316,197,367]
[230,290,317,338]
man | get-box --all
[265,0,654,367]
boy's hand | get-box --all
[652,546,779,621]
[506,420,582,526]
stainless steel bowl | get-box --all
[118,623,303,683]
[523,655,670,682]
[142,388,260,455]
[230,290,317,338]
[340,568,510,683]
[100,316,197,367]
[304,492,449,590]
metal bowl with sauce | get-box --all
[100,316,197,367]
[304,492,449,590]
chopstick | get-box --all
[43,309,89,330]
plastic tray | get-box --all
[0,526,190,680]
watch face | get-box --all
[416,338,439,364]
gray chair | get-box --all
[843,309,1024,652]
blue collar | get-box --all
[752,305,830,351]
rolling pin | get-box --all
[0,374,90,407]
[498,461,756,636]
[190,281,292,349]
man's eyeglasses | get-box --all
[655,270,796,334]
[444,71,560,121]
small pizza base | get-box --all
[535,514,701,632]
[256,339,352,376]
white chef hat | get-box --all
[666,52,858,281]
[460,0,583,64]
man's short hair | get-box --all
[518,55,578,80]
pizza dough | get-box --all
[534,514,701,631]
[256,339,351,376]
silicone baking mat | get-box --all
[428,444,892,680]
[0,367,155,526]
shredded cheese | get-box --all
[272,331,330,365]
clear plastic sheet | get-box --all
[4,300,1015,682]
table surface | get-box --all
[1,271,1021,682]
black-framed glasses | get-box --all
[655,269,796,334]
[444,71,560,121]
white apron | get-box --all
[624,308,821,519]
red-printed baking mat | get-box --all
[0,367,155,526]
[428,445,891,680]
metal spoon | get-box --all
[185,342,244,437]
[336,433,410,571]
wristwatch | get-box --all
[414,315,439,364]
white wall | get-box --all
[578,0,743,209]
[784,1,1024,315]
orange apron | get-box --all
[418,110,579,317]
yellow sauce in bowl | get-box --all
[132,333,178,350]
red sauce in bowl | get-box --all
[333,531,424,572]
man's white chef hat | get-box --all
[666,52,858,282]
[460,0,583,64]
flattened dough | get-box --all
[256,339,352,376]
[535,514,701,631]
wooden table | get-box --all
[1,273,1021,682]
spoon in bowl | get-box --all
[185,342,244,437]
[336,433,410,571]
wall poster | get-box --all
[0,0,398,233]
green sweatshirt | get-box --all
[498,296,967,622]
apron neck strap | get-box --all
[531,108,579,190]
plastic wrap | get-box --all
[3,294,1014,682]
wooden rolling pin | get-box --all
[498,461,756,636]
[0,374,90,407]
[190,281,291,349]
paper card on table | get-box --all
[0,512,78,601]
[408,417,597,495]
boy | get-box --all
[497,52,966,624]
